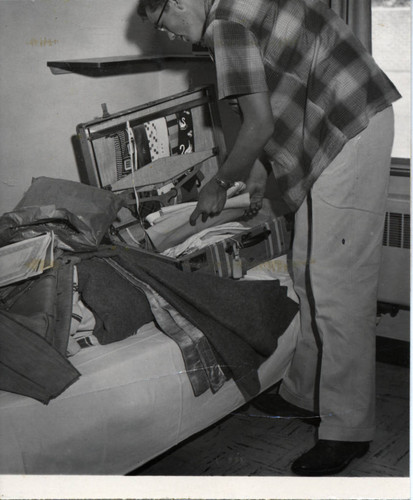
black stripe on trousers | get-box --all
[305,190,323,419]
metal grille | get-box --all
[382,212,410,249]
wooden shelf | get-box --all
[47,54,211,75]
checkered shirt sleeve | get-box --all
[207,20,269,100]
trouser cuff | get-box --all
[318,424,375,442]
[279,384,316,413]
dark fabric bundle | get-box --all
[76,245,298,399]
[0,309,80,404]
[0,261,81,405]
[0,177,124,251]
[0,259,75,356]
[0,257,80,403]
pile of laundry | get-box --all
[0,177,298,405]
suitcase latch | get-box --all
[101,103,110,118]
[230,241,243,280]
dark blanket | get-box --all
[77,258,154,345]
[77,246,298,400]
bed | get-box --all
[0,255,299,475]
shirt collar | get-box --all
[204,0,215,16]
[201,0,216,41]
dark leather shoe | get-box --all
[251,393,321,426]
[291,439,370,476]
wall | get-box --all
[0,0,176,214]
[159,61,241,149]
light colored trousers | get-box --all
[279,106,395,442]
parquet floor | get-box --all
[132,311,410,478]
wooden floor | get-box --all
[132,311,410,478]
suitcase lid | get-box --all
[76,85,226,191]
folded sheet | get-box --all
[162,222,249,258]
[146,193,250,252]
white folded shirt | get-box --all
[162,222,249,258]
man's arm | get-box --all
[244,156,272,216]
[189,91,274,225]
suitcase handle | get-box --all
[226,229,272,255]
[240,229,271,248]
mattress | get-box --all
[0,256,299,475]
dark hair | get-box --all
[137,0,168,20]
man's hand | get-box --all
[189,178,227,226]
[189,91,274,225]
[244,185,265,217]
[244,158,269,217]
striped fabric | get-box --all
[166,114,179,154]
[113,131,130,180]
[103,257,227,396]
[67,266,99,357]
[203,0,401,211]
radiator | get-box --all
[377,163,410,307]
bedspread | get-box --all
[0,256,299,475]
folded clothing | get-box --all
[162,222,249,258]
[145,193,250,253]
[77,258,154,345]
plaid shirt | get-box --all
[203,0,401,211]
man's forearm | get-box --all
[216,118,273,183]
[189,92,273,225]
[215,91,274,184]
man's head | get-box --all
[137,0,207,44]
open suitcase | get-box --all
[76,85,291,278]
